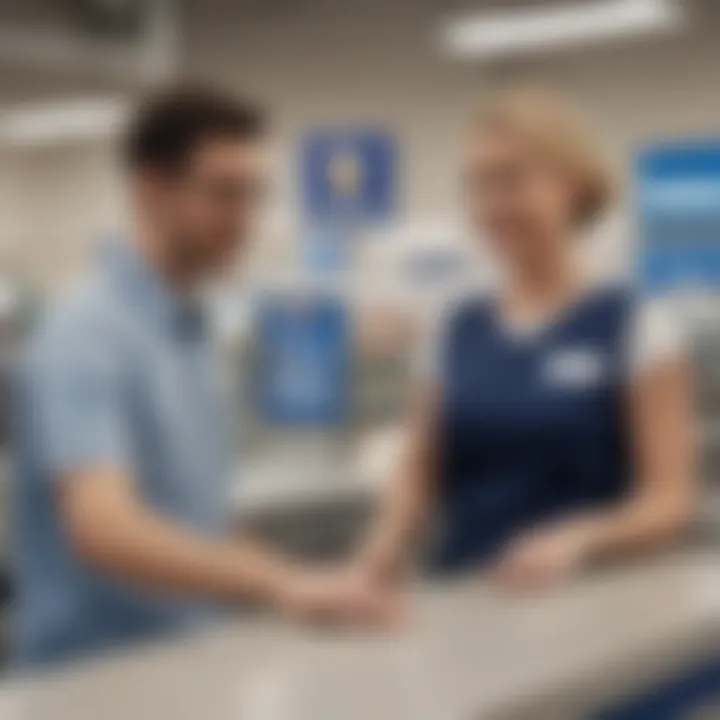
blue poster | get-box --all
[301,128,396,224]
[255,294,350,426]
[638,141,720,294]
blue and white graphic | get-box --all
[256,294,350,426]
[301,128,397,224]
[638,141,720,293]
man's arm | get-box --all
[59,466,293,606]
[58,466,397,622]
[33,316,395,624]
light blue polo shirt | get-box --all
[13,242,234,666]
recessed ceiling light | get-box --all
[0,98,128,147]
[441,0,684,60]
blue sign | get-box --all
[255,294,350,427]
[638,141,720,293]
[301,129,397,224]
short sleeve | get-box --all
[628,298,687,377]
[30,319,131,476]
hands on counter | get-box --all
[274,564,409,630]
[273,505,689,624]
[268,507,668,630]
[489,522,592,593]
[268,523,597,630]
[347,517,592,603]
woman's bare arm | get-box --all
[575,356,695,556]
[356,386,440,582]
[494,357,696,590]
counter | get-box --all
[0,549,718,720]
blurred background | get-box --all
[0,0,718,682]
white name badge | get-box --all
[543,347,607,389]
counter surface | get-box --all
[1,549,718,720]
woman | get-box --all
[356,86,695,591]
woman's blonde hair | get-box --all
[473,85,617,228]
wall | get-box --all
[0,143,124,290]
[1,0,719,289]
[182,0,720,216]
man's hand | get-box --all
[276,566,407,629]
[490,522,593,593]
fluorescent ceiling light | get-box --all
[442,0,684,59]
[0,98,129,147]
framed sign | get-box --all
[638,141,720,294]
[301,128,397,224]
[255,293,350,427]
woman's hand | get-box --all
[490,521,594,593]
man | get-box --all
[14,86,389,667]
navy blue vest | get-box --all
[433,285,634,571]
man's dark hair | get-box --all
[123,85,266,172]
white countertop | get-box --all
[2,549,718,720]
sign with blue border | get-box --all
[638,141,720,294]
[255,294,350,427]
[301,128,397,224]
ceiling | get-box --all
[0,0,710,104]
[0,0,554,28]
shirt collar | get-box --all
[102,239,207,342]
